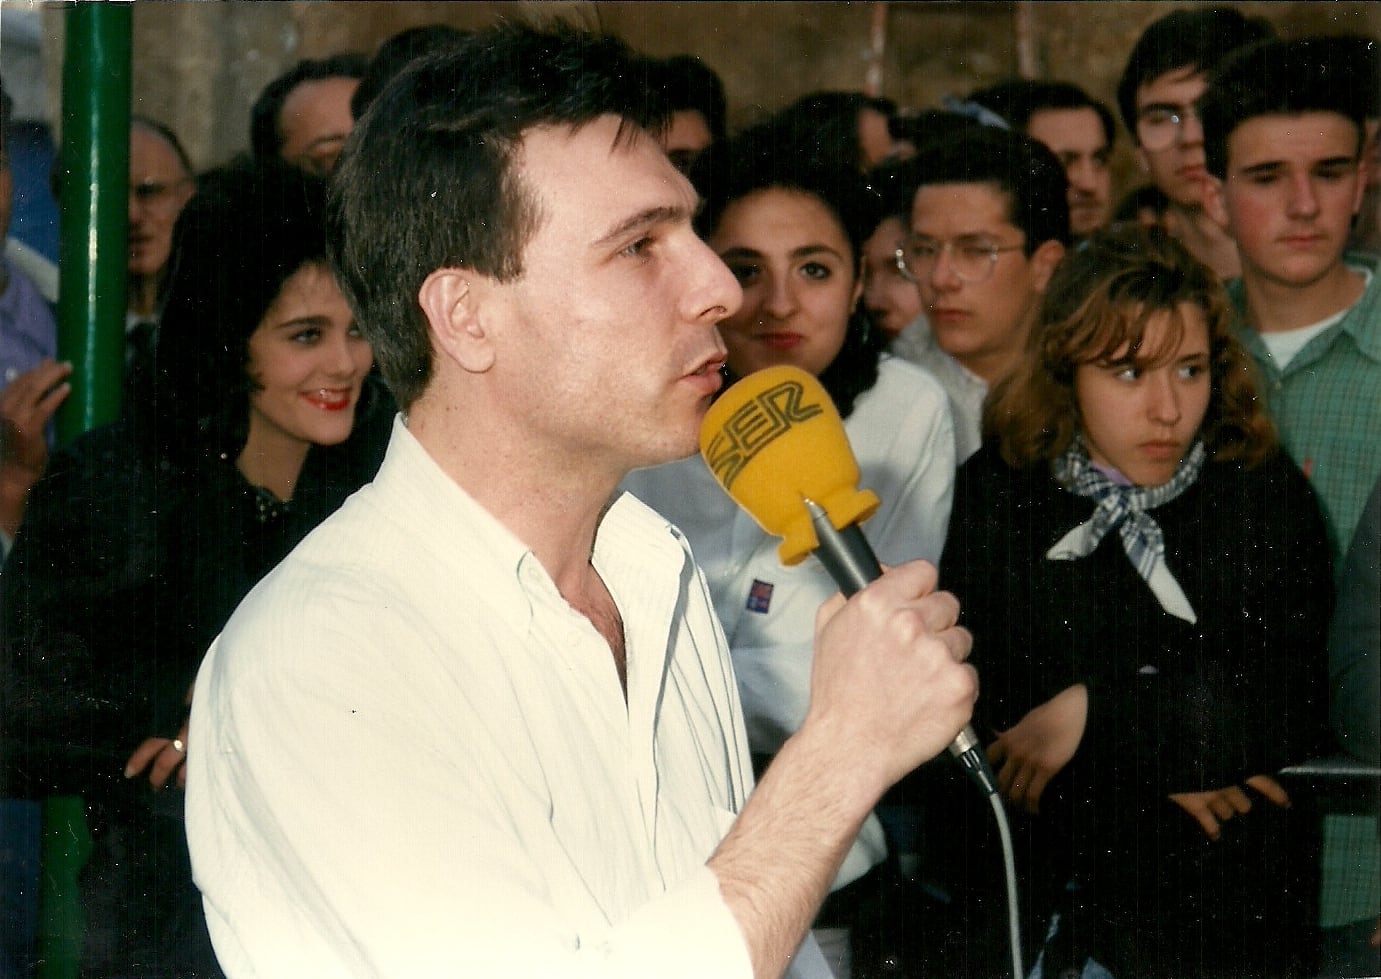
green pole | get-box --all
[53,2,131,446]
[39,9,132,978]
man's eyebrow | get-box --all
[1138,101,1190,115]
[592,204,690,249]
[1238,160,1285,177]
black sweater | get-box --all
[936,442,1336,976]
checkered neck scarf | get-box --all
[1046,439,1206,623]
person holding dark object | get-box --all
[937,226,1332,977]
[185,23,975,979]
[0,159,389,978]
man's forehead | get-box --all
[1028,107,1104,146]
[515,117,693,239]
[1137,65,1206,105]
[912,181,1016,227]
[1227,111,1363,165]
[131,129,185,177]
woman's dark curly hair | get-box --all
[985,225,1275,468]
[691,121,886,418]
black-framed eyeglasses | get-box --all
[895,236,1026,285]
[1136,104,1202,152]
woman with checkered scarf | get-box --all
[926,226,1334,979]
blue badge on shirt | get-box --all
[746,579,774,614]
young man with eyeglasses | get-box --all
[889,126,1068,461]
[1116,6,1274,280]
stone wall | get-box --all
[37,0,1381,192]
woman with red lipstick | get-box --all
[929,227,1334,978]
[625,124,955,978]
[1,159,389,977]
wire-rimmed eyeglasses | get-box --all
[1136,104,1202,152]
[894,236,1026,285]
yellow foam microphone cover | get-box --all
[699,365,880,566]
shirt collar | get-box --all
[374,417,695,637]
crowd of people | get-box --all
[0,6,1377,979]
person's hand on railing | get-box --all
[1169,774,1291,840]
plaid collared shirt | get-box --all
[1229,252,1381,568]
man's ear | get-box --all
[1029,239,1066,295]
[1202,175,1231,231]
[417,268,495,373]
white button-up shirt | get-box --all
[187,419,779,978]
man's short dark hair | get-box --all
[770,91,897,173]
[327,22,669,409]
[968,79,1116,149]
[1202,36,1371,180]
[1116,7,1275,135]
[898,126,1072,250]
[250,53,368,161]
[654,54,727,144]
[351,25,471,121]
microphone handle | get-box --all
[804,501,997,795]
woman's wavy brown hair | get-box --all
[985,225,1275,468]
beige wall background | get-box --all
[33,0,1381,197]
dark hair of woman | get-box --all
[691,122,887,417]
[150,158,335,466]
[985,225,1275,468]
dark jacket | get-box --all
[933,441,1335,978]
[0,378,393,978]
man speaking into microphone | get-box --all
[185,22,975,979]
